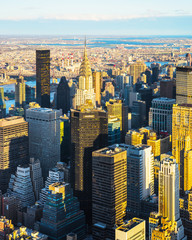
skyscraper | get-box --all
[0,116,29,192]
[106,99,128,140]
[176,66,192,104]
[36,50,50,108]
[92,146,127,239]
[8,166,35,208]
[149,158,187,240]
[130,62,146,84]
[92,71,101,107]
[0,87,6,118]
[172,104,192,193]
[15,76,26,108]
[149,97,175,134]
[26,108,62,179]
[40,182,86,240]
[73,43,95,108]
[56,76,70,114]
[71,106,108,224]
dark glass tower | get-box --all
[40,182,86,240]
[57,76,70,114]
[36,50,50,108]
[70,107,108,224]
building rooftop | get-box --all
[95,145,125,156]
[0,116,26,127]
[152,97,175,102]
[176,66,192,72]
[27,108,58,113]
[116,218,144,232]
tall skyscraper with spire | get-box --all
[73,41,95,108]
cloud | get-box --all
[0,11,192,21]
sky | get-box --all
[0,0,192,35]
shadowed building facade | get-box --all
[57,76,70,114]
[0,117,29,193]
[36,50,50,108]
[70,107,108,224]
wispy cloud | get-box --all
[0,11,192,21]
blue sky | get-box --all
[0,0,192,35]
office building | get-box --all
[106,99,128,140]
[172,104,192,193]
[60,115,71,163]
[66,233,77,240]
[131,100,146,129]
[93,71,101,107]
[56,76,70,114]
[160,79,175,99]
[0,88,6,118]
[23,203,43,229]
[130,62,146,84]
[26,108,62,179]
[149,97,175,134]
[8,226,48,240]
[1,194,20,225]
[176,66,192,104]
[115,218,145,240]
[108,116,121,145]
[36,50,50,108]
[40,165,65,204]
[40,182,86,240]
[73,44,95,108]
[92,146,127,239]
[0,117,29,193]
[29,158,44,201]
[167,65,174,79]
[151,63,160,83]
[71,106,108,224]
[8,166,35,208]
[149,158,187,240]
[101,81,115,102]
[15,76,26,108]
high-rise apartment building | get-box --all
[0,87,6,118]
[71,106,108,223]
[92,146,127,239]
[0,116,29,192]
[149,97,175,134]
[74,44,95,108]
[92,71,101,107]
[36,50,50,108]
[149,158,187,240]
[130,62,146,84]
[151,63,160,83]
[115,218,146,240]
[15,76,26,108]
[176,66,192,104]
[56,76,70,114]
[160,79,175,99]
[26,108,62,179]
[40,182,86,240]
[172,104,192,193]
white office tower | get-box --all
[111,144,154,214]
[8,166,35,208]
[149,158,187,240]
[39,167,64,204]
[73,44,95,108]
[29,158,44,201]
[149,97,175,134]
[26,108,62,179]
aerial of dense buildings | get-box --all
[0,34,192,240]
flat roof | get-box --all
[117,218,144,232]
[0,116,26,127]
